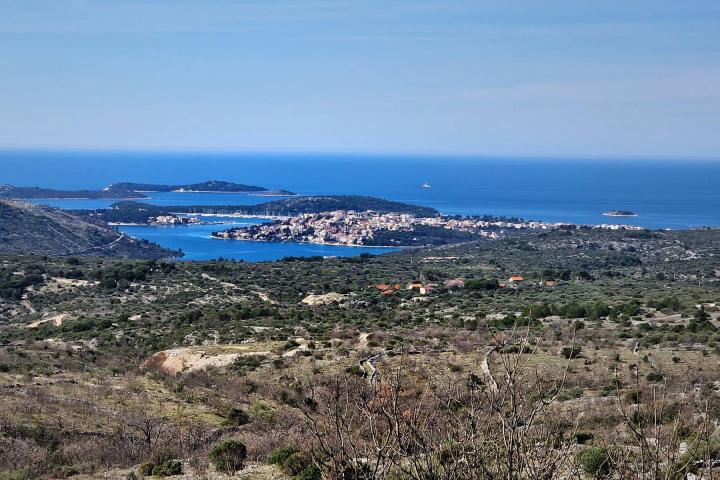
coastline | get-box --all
[174,212,286,220]
[210,235,403,249]
[170,190,290,195]
[20,196,146,201]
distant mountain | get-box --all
[0,200,179,259]
[75,195,440,224]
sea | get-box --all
[2,150,719,261]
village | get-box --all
[210,209,642,246]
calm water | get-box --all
[118,221,399,261]
[3,150,719,260]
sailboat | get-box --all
[422,181,431,189]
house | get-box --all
[545,280,556,287]
[420,285,435,295]
[407,282,434,295]
[375,283,401,295]
[508,276,524,284]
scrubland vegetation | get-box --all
[1,228,719,479]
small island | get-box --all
[603,210,637,217]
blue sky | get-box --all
[0,1,719,157]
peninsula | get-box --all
[74,195,440,224]
[0,180,295,200]
[211,209,642,247]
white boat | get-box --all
[422,181,431,188]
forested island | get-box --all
[0,180,294,199]
[105,180,295,196]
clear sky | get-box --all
[1,1,719,158]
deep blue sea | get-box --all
[2,150,719,261]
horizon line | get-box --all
[0,145,719,163]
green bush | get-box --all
[560,346,582,359]
[577,446,610,476]
[282,452,310,476]
[626,389,641,404]
[152,460,182,477]
[138,463,155,476]
[250,400,277,423]
[296,465,321,480]
[138,460,182,477]
[224,407,250,426]
[210,439,247,474]
[268,446,299,465]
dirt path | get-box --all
[255,291,277,304]
[358,332,370,350]
[359,353,383,384]
[282,338,309,358]
[66,233,126,254]
[27,313,68,329]
[201,273,239,289]
[21,299,36,314]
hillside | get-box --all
[0,228,719,478]
[246,195,439,216]
[0,200,179,259]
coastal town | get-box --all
[210,209,642,246]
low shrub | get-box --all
[268,446,299,465]
[209,439,247,474]
[577,446,610,476]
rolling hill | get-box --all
[0,200,179,259]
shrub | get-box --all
[577,446,610,476]
[626,389,641,404]
[282,452,310,476]
[209,439,247,474]
[138,463,155,476]
[646,372,664,382]
[224,407,250,426]
[138,460,182,477]
[250,400,277,423]
[152,460,182,477]
[296,465,321,480]
[560,346,582,359]
[268,446,299,466]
